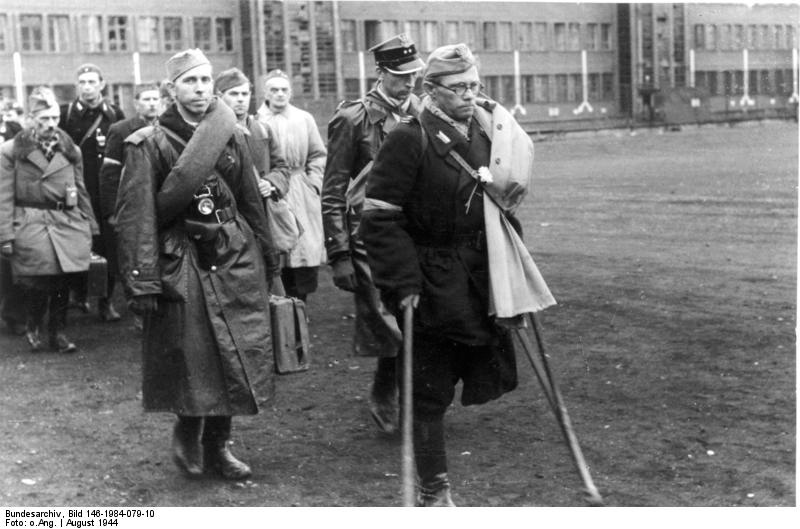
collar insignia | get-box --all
[436,130,451,144]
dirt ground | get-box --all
[0,120,796,513]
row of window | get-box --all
[342,72,615,104]
[341,19,614,54]
[0,13,235,54]
[695,69,796,97]
[693,23,797,52]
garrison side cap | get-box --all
[369,33,425,75]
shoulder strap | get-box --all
[159,125,188,149]
[448,149,481,183]
[78,113,105,147]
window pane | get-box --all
[501,75,514,103]
[498,22,512,51]
[164,17,183,52]
[705,24,716,50]
[533,74,548,102]
[759,70,772,94]
[585,23,598,51]
[137,17,159,53]
[445,21,459,44]
[215,18,233,52]
[403,21,420,50]
[48,15,71,52]
[518,22,532,51]
[555,74,568,101]
[588,73,600,100]
[20,14,44,52]
[568,22,580,51]
[747,25,757,49]
[462,22,477,50]
[694,24,705,50]
[194,17,212,51]
[774,25,783,49]
[0,14,8,52]
[733,24,743,49]
[602,73,614,100]
[107,15,129,52]
[601,23,612,50]
[568,73,581,102]
[534,22,547,51]
[80,15,103,53]
[423,21,438,51]
[483,22,497,51]
[341,20,356,52]
[719,24,730,50]
[554,23,566,51]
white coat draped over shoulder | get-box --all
[257,103,327,268]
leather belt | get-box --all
[15,200,73,211]
[416,230,486,251]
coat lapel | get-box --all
[41,152,71,179]
[26,149,49,172]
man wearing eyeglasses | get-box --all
[361,43,526,506]
[321,34,424,435]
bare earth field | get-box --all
[1,121,796,517]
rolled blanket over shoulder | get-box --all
[484,193,556,319]
[473,101,533,213]
[156,99,238,226]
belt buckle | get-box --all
[55,201,65,211]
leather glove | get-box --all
[128,294,158,316]
[331,256,357,292]
[0,241,13,257]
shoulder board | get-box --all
[399,115,419,125]
[124,125,157,145]
[335,99,364,112]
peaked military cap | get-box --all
[76,63,103,79]
[369,33,425,75]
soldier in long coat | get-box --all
[0,87,98,353]
[321,34,424,434]
[115,49,280,481]
[361,44,523,506]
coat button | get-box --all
[495,158,501,165]
[210,265,217,272]
[496,124,503,130]
[131,269,139,277]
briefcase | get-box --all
[87,253,108,298]
[269,295,310,374]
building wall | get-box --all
[0,0,243,115]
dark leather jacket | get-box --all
[321,88,421,263]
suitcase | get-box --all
[87,253,108,298]
[269,295,310,374]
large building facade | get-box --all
[1,1,797,127]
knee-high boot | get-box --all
[202,416,252,480]
[414,417,455,507]
[172,416,204,478]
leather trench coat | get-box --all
[0,129,97,277]
[115,115,274,416]
[321,89,421,262]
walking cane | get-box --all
[515,312,604,506]
[401,303,416,507]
